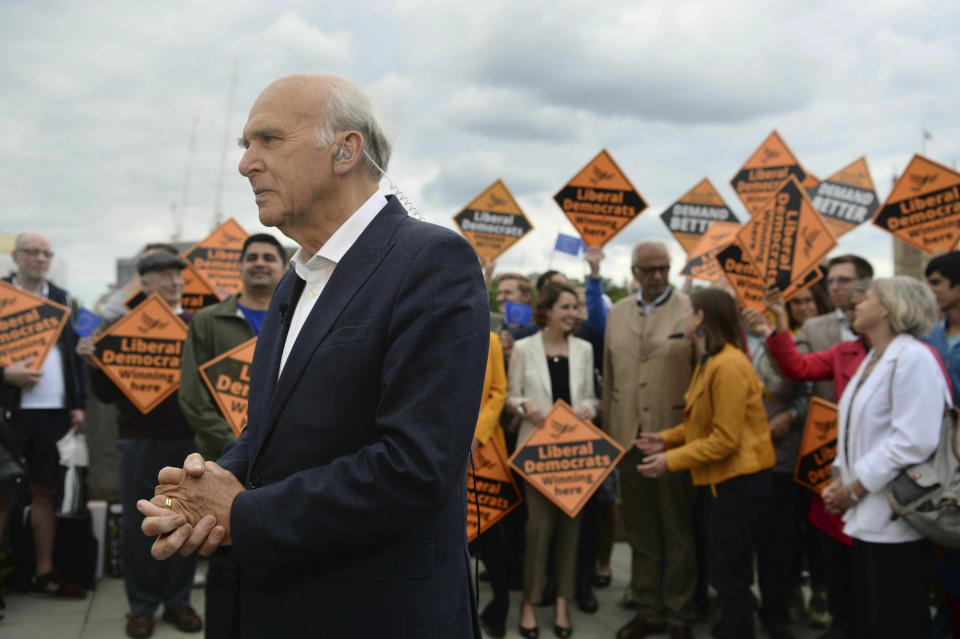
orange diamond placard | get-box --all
[793,397,838,494]
[509,400,624,518]
[872,154,960,253]
[680,221,742,282]
[807,157,879,238]
[730,130,808,217]
[736,176,837,294]
[467,437,523,543]
[183,218,249,298]
[553,149,647,247]
[715,239,765,311]
[93,293,188,414]
[125,258,220,313]
[198,337,257,437]
[453,179,533,263]
[0,281,71,371]
[660,178,740,254]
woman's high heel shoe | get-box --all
[519,622,540,638]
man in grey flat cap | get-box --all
[77,247,203,638]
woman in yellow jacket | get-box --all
[636,288,775,639]
[471,332,509,637]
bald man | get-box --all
[139,74,489,637]
[603,241,698,639]
[0,232,86,598]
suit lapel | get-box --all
[246,270,303,465]
[252,200,406,465]
[531,333,552,403]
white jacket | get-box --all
[507,331,598,447]
[835,333,952,542]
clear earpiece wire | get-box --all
[363,150,424,221]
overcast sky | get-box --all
[2,0,958,306]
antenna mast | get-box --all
[173,117,199,242]
[213,61,238,230]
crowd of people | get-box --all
[475,247,960,639]
[1,71,959,639]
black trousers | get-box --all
[703,471,771,639]
[756,472,797,625]
[205,546,240,639]
[820,530,853,629]
[851,538,932,639]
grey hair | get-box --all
[871,276,940,338]
[314,81,391,182]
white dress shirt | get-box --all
[278,190,387,375]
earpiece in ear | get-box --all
[335,146,351,161]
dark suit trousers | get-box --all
[205,546,240,639]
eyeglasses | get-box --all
[16,248,54,258]
[826,276,856,287]
[632,265,669,275]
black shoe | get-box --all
[519,622,540,638]
[479,601,507,638]
[553,621,572,638]
[576,585,598,614]
[593,571,612,588]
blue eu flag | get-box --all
[504,302,533,327]
[554,233,584,256]
[74,308,103,338]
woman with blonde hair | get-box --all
[823,276,952,638]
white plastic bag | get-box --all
[56,431,89,517]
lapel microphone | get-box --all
[278,302,290,327]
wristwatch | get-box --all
[847,484,861,504]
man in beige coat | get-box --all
[603,241,697,639]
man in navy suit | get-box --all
[139,74,489,637]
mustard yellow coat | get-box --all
[661,342,775,489]
[474,332,507,453]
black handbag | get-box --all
[0,411,27,490]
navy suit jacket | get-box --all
[217,197,489,637]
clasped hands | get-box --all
[634,432,668,478]
[136,453,245,560]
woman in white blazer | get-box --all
[507,283,598,639]
[823,276,950,639]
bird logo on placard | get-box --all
[138,313,169,334]
[485,193,507,209]
[589,165,614,184]
[0,296,16,313]
[550,421,576,440]
[762,148,782,163]
[476,447,496,471]
[908,173,938,192]
[221,231,243,244]
[801,228,820,259]
[814,418,835,441]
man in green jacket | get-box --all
[178,233,286,639]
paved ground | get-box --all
[1,541,838,639]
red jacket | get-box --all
[766,331,866,401]
[767,331,952,401]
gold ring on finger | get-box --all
[164,496,173,509]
